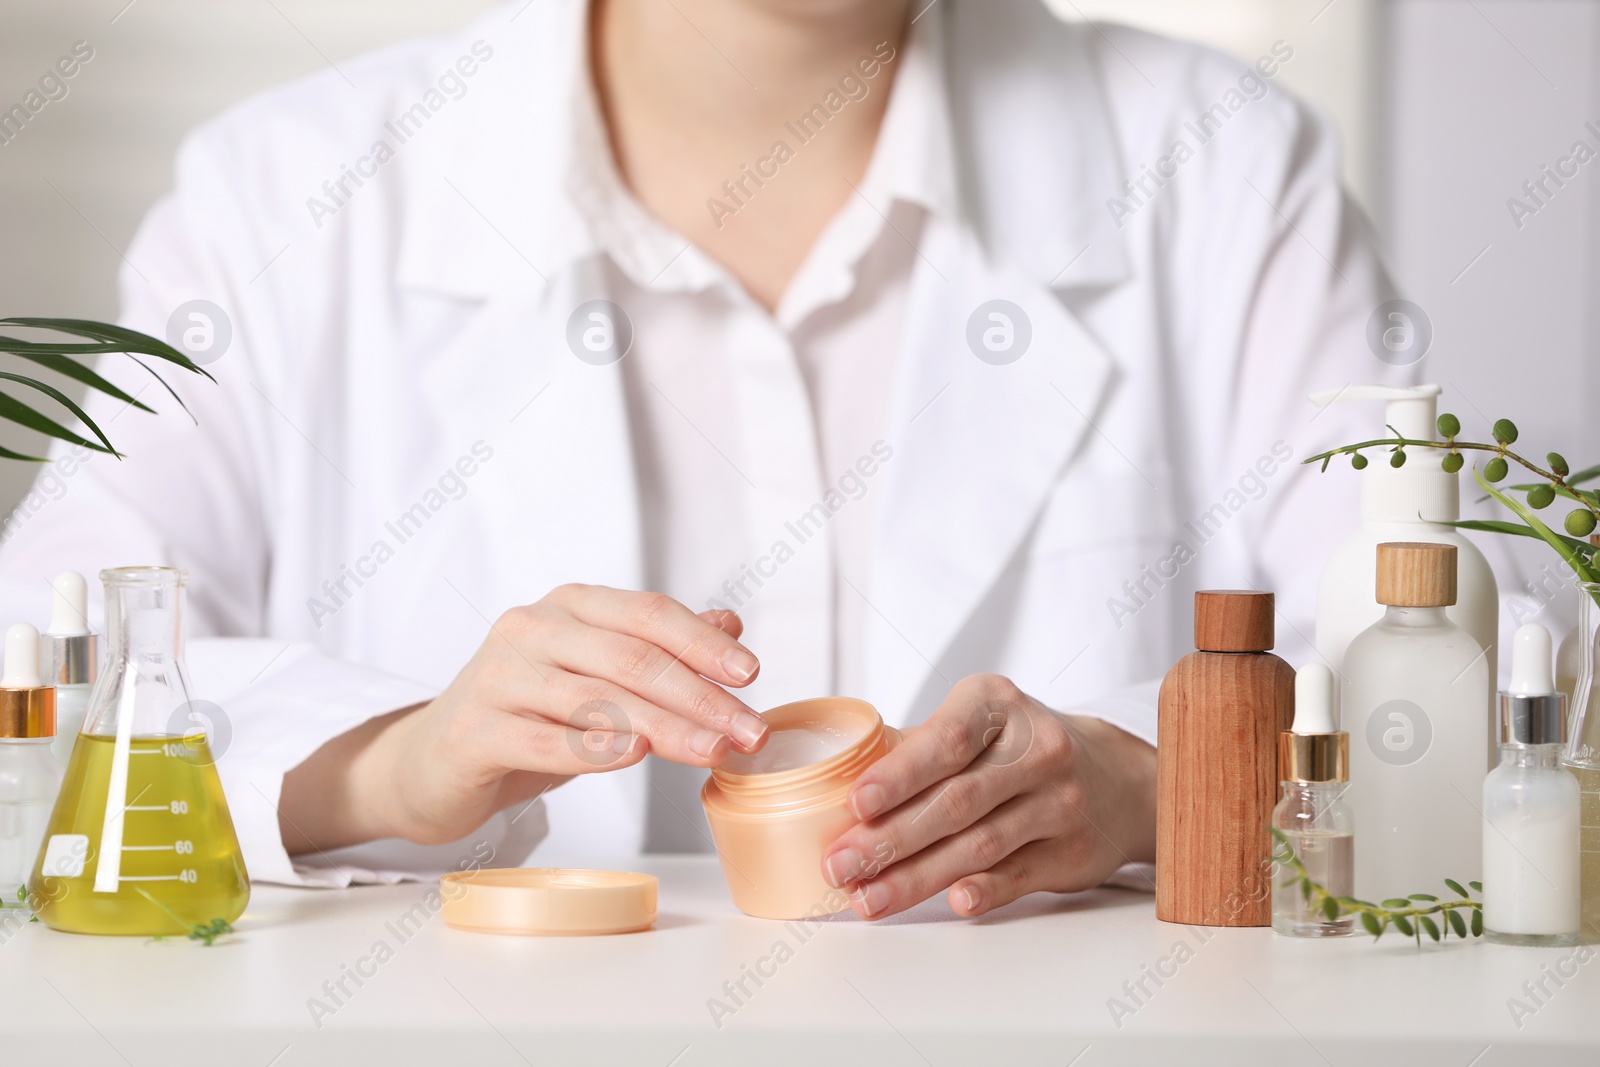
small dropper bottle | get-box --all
[0,623,62,903]
[1272,663,1354,937]
[41,571,97,766]
[1482,623,1580,945]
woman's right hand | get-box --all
[278,584,768,852]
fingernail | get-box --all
[854,881,890,919]
[611,733,635,756]
[825,847,864,888]
[729,713,768,751]
[959,884,981,914]
[690,729,729,760]
[851,783,886,821]
[721,647,759,684]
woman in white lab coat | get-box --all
[0,0,1398,917]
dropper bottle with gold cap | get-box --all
[1272,663,1353,936]
[0,623,62,904]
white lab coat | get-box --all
[0,0,1418,884]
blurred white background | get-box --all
[1,0,1596,612]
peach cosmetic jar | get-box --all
[701,697,900,920]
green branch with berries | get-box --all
[1304,414,1600,602]
[1271,829,1483,944]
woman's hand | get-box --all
[820,674,1156,920]
[278,585,768,852]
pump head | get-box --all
[1307,383,1459,524]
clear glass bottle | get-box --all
[1272,664,1354,937]
[30,568,248,935]
[1484,623,1579,946]
[1556,580,1600,941]
[0,624,62,906]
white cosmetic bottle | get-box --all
[1343,542,1490,901]
[1483,623,1580,945]
[1310,386,1498,726]
[40,571,97,767]
[0,623,62,904]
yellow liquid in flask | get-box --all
[30,734,249,935]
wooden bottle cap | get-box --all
[1375,542,1457,607]
[1193,590,1275,652]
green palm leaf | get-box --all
[0,317,214,462]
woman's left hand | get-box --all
[820,674,1157,920]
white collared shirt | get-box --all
[557,16,958,847]
[563,13,956,715]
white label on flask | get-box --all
[41,834,89,878]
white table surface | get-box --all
[1,855,1597,1066]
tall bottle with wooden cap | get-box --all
[1343,542,1490,901]
[1157,590,1295,926]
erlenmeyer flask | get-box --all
[30,567,248,935]
[1559,580,1600,940]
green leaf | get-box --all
[1420,915,1441,941]
[1382,898,1412,909]
[1301,878,1312,902]
[0,318,210,427]
[1361,911,1382,938]
[1447,910,1468,938]
[1444,879,1469,899]
[0,348,156,414]
[1408,893,1439,902]
[1565,464,1600,487]
[0,317,213,380]
[0,392,114,455]
[0,318,217,458]
[1469,881,1483,892]
[1475,468,1600,585]
[1322,896,1340,921]
[1439,518,1599,556]
[1393,915,1415,937]
[0,372,121,457]
[1471,908,1483,937]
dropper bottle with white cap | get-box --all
[1308,385,1498,740]
[41,571,98,765]
[0,623,62,903]
[1271,663,1354,937]
[1482,623,1580,945]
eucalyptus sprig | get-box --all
[132,886,235,946]
[1304,413,1600,601]
[1271,828,1482,945]
[0,317,214,462]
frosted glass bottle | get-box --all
[1343,543,1490,902]
[1483,623,1580,945]
[0,624,63,905]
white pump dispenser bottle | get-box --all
[1310,385,1498,722]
